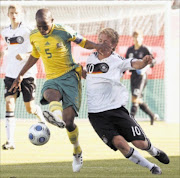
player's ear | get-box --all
[51,18,54,23]
[112,43,117,51]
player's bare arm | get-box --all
[132,55,154,69]
[9,55,39,93]
[84,40,111,55]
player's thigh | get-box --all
[40,79,63,105]
[43,88,62,102]
[131,75,143,96]
[60,71,81,115]
[131,139,149,150]
[40,71,80,115]
[112,135,130,151]
[88,112,118,151]
[21,77,36,102]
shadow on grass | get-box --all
[1,156,179,178]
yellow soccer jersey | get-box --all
[30,24,87,79]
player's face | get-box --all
[8,8,21,24]
[36,18,53,35]
[98,33,115,56]
[133,34,143,45]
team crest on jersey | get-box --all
[129,53,134,58]
[5,36,24,45]
[36,46,40,52]
[16,36,24,44]
[100,63,109,73]
[138,52,144,59]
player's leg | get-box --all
[112,135,162,174]
[130,73,142,117]
[21,77,46,123]
[130,115,169,164]
[132,138,170,164]
[131,95,139,117]
[24,100,46,123]
[59,71,82,172]
[139,102,159,125]
[89,109,161,174]
[3,95,17,150]
[63,106,83,172]
[44,94,82,173]
[41,72,82,172]
[42,88,66,128]
[113,107,163,174]
[137,75,159,125]
[2,77,18,150]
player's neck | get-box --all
[11,22,20,30]
[98,53,110,60]
[134,43,141,50]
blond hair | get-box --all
[98,28,119,50]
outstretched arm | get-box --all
[132,55,154,69]
[9,55,39,93]
[84,40,112,55]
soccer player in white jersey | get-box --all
[1,4,46,150]
[85,28,169,175]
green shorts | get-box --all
[40,70,82,114]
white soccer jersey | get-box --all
[1,23,37,78]
[86,52,136,113]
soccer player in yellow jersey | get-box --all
[9,8,111,172]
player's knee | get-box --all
[132,140,148,150]
[63,114,75,131]
[63,106,76,130]
[25,105,36,114]
[6,100,15,111]
[65,119,74,128]
[113,136,129,152]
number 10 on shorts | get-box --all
[131,126,141,136]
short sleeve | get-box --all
[30,40,40,59]
[119,58,137,72]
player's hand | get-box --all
[82,69,87,79]
[96,43,112,56]
[16,54,24,61]
[142,55,154,65]
[8,76,23,93]
[150,58,156,68]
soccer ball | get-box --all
[28,122,50,146]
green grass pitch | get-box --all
[1,120,179,178]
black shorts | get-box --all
[131,71,147,97]
[4,77,36,102]
[88,106,147,151]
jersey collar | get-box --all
[43,24,55,38]
[10,22,22,29]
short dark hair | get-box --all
[132,30,143,37]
